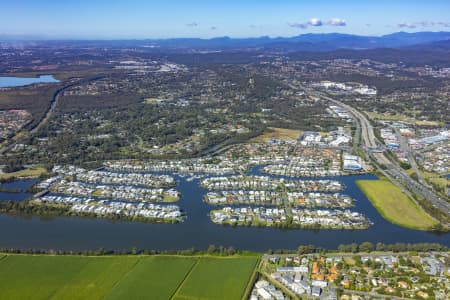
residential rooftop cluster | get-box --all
[262,157,343,177]
[205,191,354,208]
[41,177,179,203]
[103,157,243,175]
[250,280,286,300]
[201,176,343,192]
[419,143,449,174]
[259,251,449,300]
[35,195,184,222]
[0,109,31,141]
[210,207,371,229]
[52,165,175,188]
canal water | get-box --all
[0,169,448,252]
[0,75,59,88]
[0,178,38,202]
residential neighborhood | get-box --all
[35,194,184,222]
[0,109,31,141]
[210,206,371,229]
[254,251,450,299]
[205,191,354,208]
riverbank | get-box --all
[356,178,439,230]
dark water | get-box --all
[0,178,38,202]
[0,75,59,88]
[0,170,448,252]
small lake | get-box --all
[0,178,38,202]
[0,170,448,252]
[0,75,59,88]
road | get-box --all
[315,91,450,217]
[320,93,392,166]
[393,127,429,188]
[289,83,450,218]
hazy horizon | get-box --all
[1,0,449,39]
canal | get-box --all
[0,169,448,252]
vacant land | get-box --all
[250,127,302,142]
[0,167,47,180]
[421,170,449,190]
[173,256,258,300]
[357,178,438,230]
[0,254,258,300]
[406,168,449,191]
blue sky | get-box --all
[1,0,450,39]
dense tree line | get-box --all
[0,241,446,257]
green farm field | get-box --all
[173,256,259,300]
[0,254,258,300]
[105,256,196,300]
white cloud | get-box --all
[289,17,347,29]
[328,18,346,26]
[308,18,322,26]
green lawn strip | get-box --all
[105,256,197,300]
[240,257,261,300]
[173,256,259,300]
[356,178,438,230]
[0,167,47,180]
[0,255,138,300]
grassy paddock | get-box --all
[0,254,258,300]
[357,178,438,230]
[0,167,47,180]
[249,127,302,142]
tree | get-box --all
[350,243,359,253]
[359,242,374,252]
[207,244,216,254]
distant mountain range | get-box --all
[2,31,450,52]
[136,31,450,51]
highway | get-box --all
[314,90,450,217]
